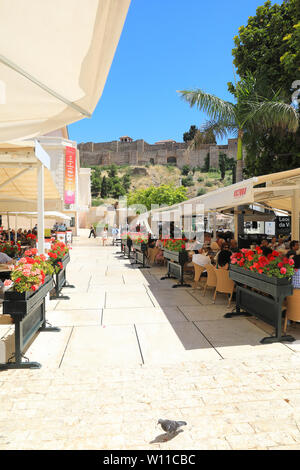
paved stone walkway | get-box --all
[1,232,300,450]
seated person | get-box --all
[260,239,269,248]
[192,248,211,267]
[292,255,300,289]
[186,235,201,255]
[287,240,299,258]
[270,237,278,249]
[277,238,287,251]
[155,236,164,263]
[216,249,232,270]
[147,233,156,248]
[230,239,239,253]
[262,246,273,257]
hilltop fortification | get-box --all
[79,136,239,169]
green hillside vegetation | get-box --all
[90,157,236,207]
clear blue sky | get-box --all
[68,0,283,145]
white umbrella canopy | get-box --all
[0,0,131,142]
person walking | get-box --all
[89,225,96,238]
[101,226,108,246]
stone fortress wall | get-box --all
[78,137,239,169]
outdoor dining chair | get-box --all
[192,263,205,289]
[213,268,235,307]
[283,289,300,334]
[147,246,160,264]
[203,264,217,297]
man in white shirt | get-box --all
[192,249,211,267]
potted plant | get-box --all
[47,241,71,297]
[227,246,295,343]
[1,250,59,370]
[163,238,188,264]
[3,252,54,306]
[132,234,148,253]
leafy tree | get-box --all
[91,166,102,197]
[183,125,198,143]
[127,185,188,211]
[219,153,236,181]
[121,173,131,192]
[201,154,210,172]
[108,164,118,178]
[230,0,300,101]
[100,175,108,198]
[110,182,126,198]
[229,0,300,177]
[189,125,216,148]
[178,72,299,182]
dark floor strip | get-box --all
[176,306,190,322]
[134,324,145,365]
[192,321,224,360]
[58,326,74,368]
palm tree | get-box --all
[178,73,299,182]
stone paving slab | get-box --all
[194,319,293,359]
[103,306,187,325]
[47,309,102,327]
[135,322,222,364]
[105,291,155,309]
[60,325,143,368]
[55,292,106,310]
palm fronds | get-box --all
[178,89,235,122]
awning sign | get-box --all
[234,187,247,198]
[64,146,76,204]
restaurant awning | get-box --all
[0,141,63,251]
[0,144,61,208]
[0,0,131,142]
[150,168,300,239]
[1,211,71,221]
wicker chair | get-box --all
[203,264,217,297]
[192,263,205,289]
[147,246,160,264]
[283,289,300,333]
[213,268,235,306]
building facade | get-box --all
[78,137,240,169]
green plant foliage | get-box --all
[231,0,300,101]
[91,166,102,197]
[183,125,198,143]
[229,0,300,177]
[181,175,194,187]
[201,154,210,172]
[197,187,206,196]
[127,185,188,211]
[181,165,191,176]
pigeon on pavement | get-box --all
[157,419,187,434]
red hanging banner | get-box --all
[64,146,76,204]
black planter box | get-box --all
[227,264,294,343]
[1,275,59,370]
[229,264,292,299]
[163,249,188,265]
[132,242,147,253]
[161,249,190,288]
[3,276,54,318]
[52,252,71,298]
